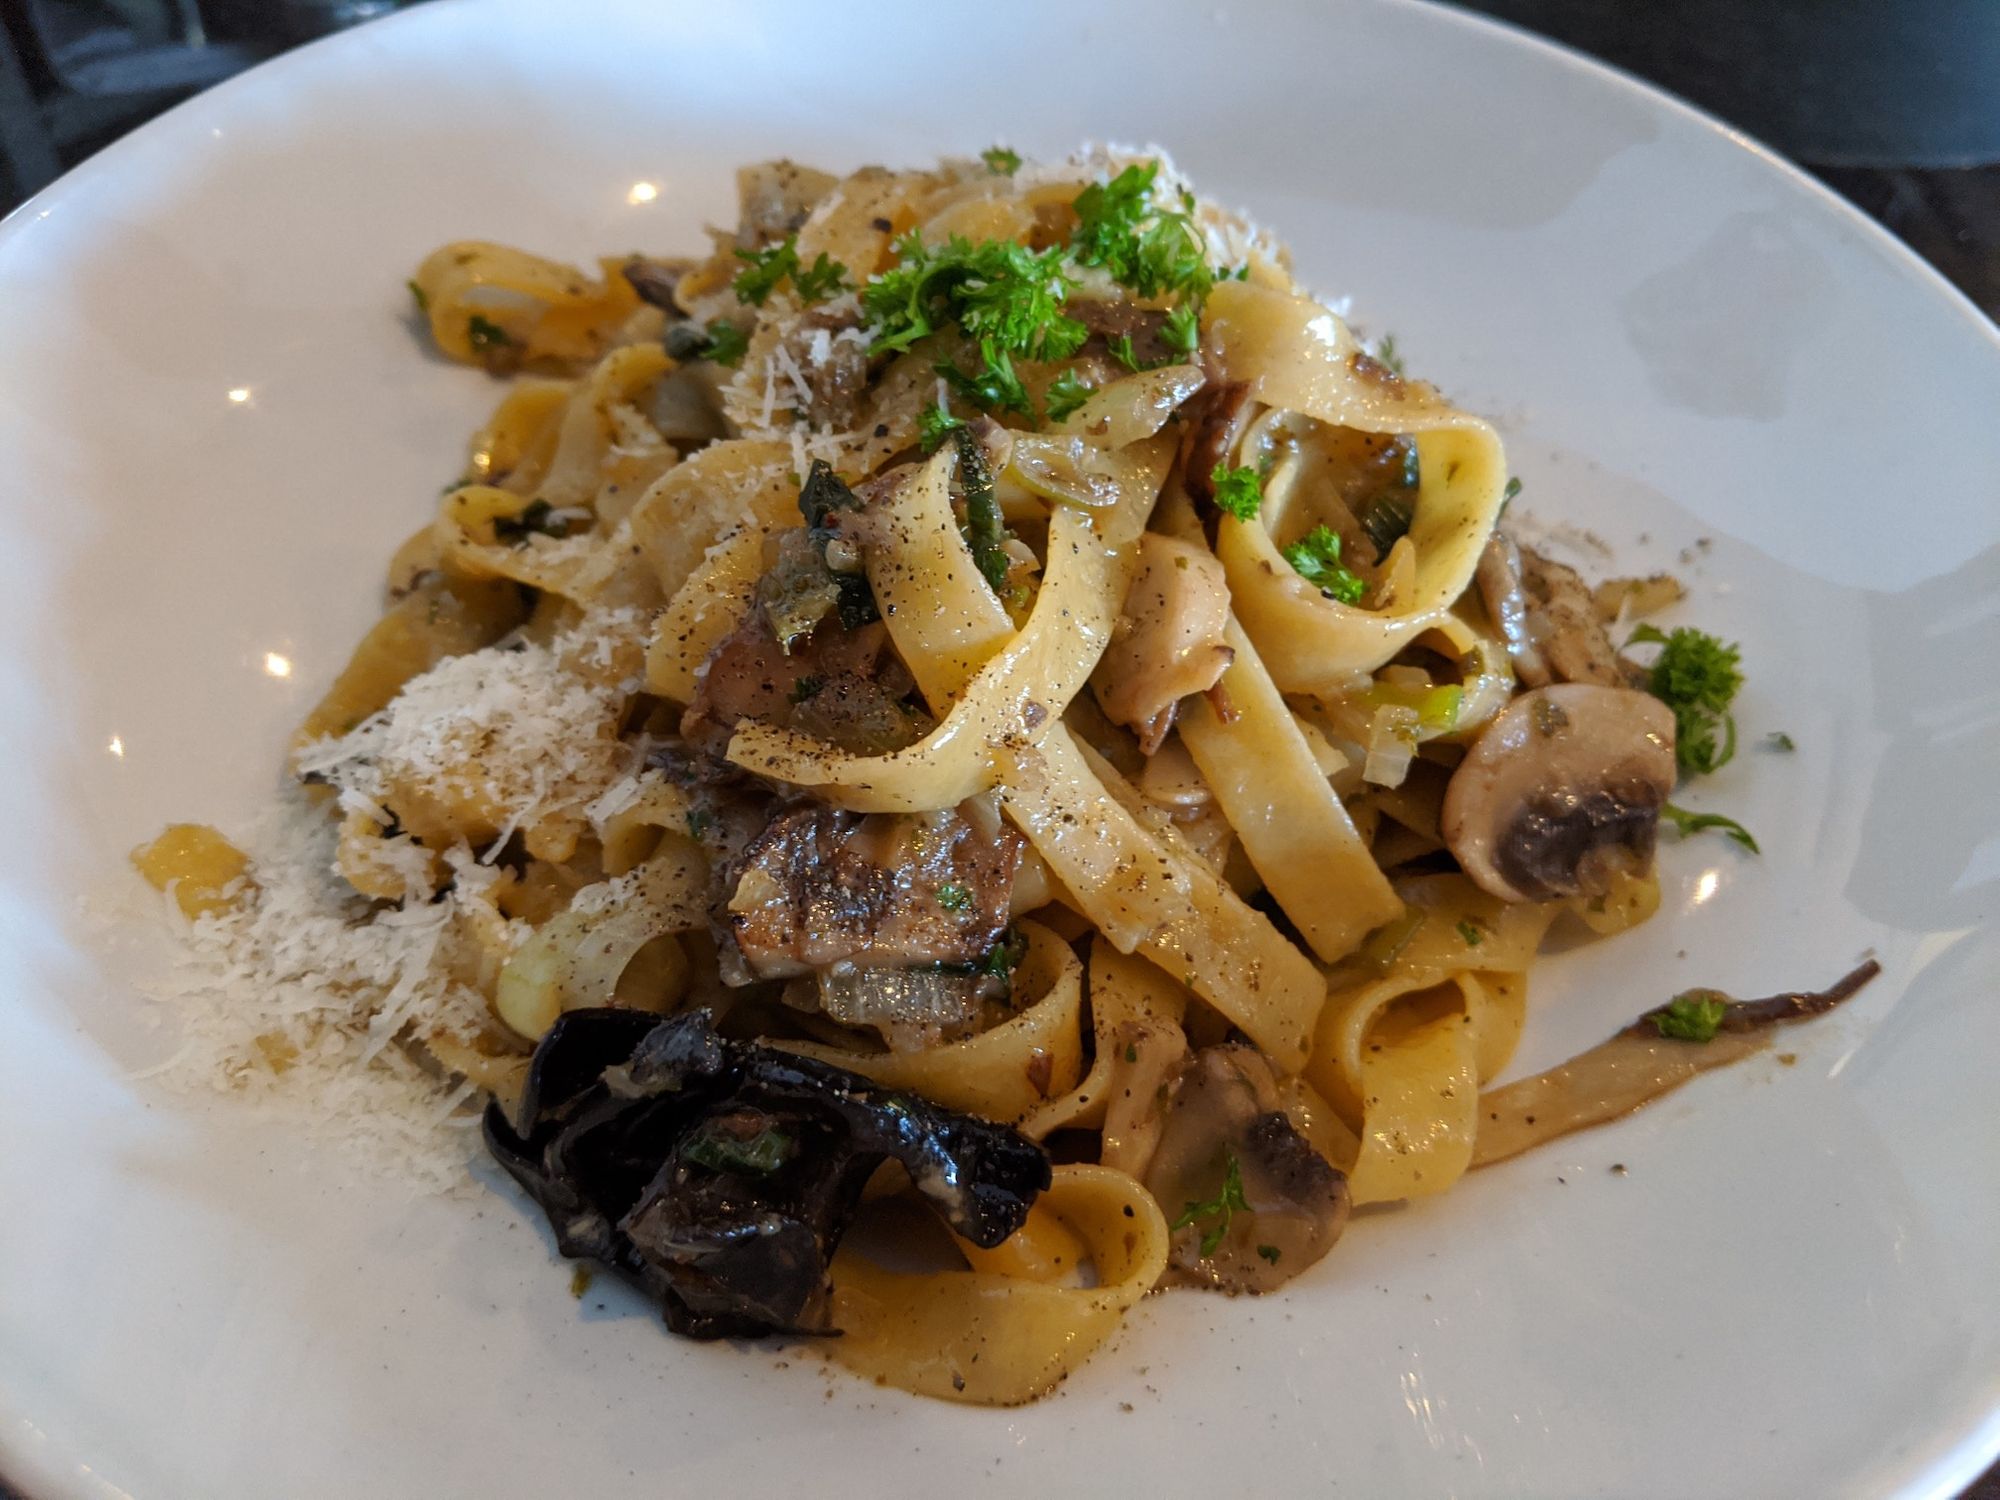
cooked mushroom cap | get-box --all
[1442,684,1676,903]
[1089,532,1235,755]
[1142,1044,1350,1293]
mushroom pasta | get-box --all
[135,146,1873,1405]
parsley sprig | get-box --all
[733,234,849,307]
[1282,525,1367,604]
[981,145,1022,176]
[1071,162,1213,302]
[1171,1150,1250,1257]
[1628,623,1744,776]
[1211,464,1264,522]
[1648,990,1729,1043]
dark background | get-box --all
[0,1,1993,1496]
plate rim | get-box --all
[0,2,1995,1497]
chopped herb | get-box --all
[788,675,825,704]
[1660,801,1760,853]
[1456,919,1484,947]
[732,235,801,305]
[1105,333,1157,372]
[466,314,514,354]
[1210,463,1263,521]
[1627,624,1745,775]
[406,279,429,313]
[1765,731,1796,752]
[935,882,972,913]
[952,426,1012,594]
[568,1265,593,1298]
[1160,300,1201,357]
[1171,1150,1250,1257]
[665,319,747,367]
[682,1122,795,1175]
[791,250,849,304]
[1371,333,1405,376]
[981,145,1022,175]
[1231,263,1252,281]
[978,927,1027,982]
[1649,990,1729,1043]
[1070,161,1213,302]
[1281,525,1366,603]
[685,809,713,840]
[1043,369,1095,423]
[797,462,881,629]
[1123,1043,1140,1064]
[1256,1244,1283,1265]
[936,347,1035,418]
[917,400,965,452]
[492,499,570,544]
[1501,476,1522,516]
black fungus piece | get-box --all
[484,1008,1050,1340]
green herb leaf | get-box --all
[1071,161,1213,302]
[981,145,1022,175]
[682,1122,795,1175]
[796,461,880,630]
[1501,476,1522,516]
[1765,731,1796,752]
[466,313,515,354]
[1256,1244,1282,1265]
[1649,990,1729,1043]
[791,250,850,304]
[1281,525,1366,604]
[491,498,572,545]
[1211,463,1263,522]
[1160,300,1200,357]
[732,235,802,306]
[1627,624,1745,776]
[1660,801,1760,853]
[978,927,1027,982]
[686,809,713,840]
[1371,333,1405,376]
[952,426,1013,594]
[1456,918,1484,947]
[1170,1150,1250,1257]
[1043,369,1095,423]
[1123,1043,1139,1064]
[788,675,825,705]
[935,882,972,913]
[917,400,965,453]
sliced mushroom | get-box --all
[1181,380,1256,506]
[1442,684,1676,903]
[1479,537,1637,690]
[1476,534,1550,688]
[1141,1044,1350,1293]
[1090,532,1235,755]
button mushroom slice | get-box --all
[1442,684,1677,903]
[1141,1044,1351,1293]
[1089,532,1235,756]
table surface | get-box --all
[0,11,1994,1500]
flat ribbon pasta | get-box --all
[827,1164,1169,1405]
[1202,279,1508,688]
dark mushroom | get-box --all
[1141,1044,1350,1293]
[1442,684,1677,903]
[1181,380,1256,506]
[1477,537,1635,689]
[483,1007,1050,1339]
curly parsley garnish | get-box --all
[1171,1150,1250,1257]
[666,319,749,367]
[1371,333,1405,376]
[1043,370,1095,423]
[981,145,1022,176]
[733,234,848,307]
[1660,802,1760,853]
[1648,990,1729,1043]
[917,400,965,453]
[934,882,973,913]
[1281,525,1366,604]
[1070,162,1212,302]
[1211,464,1263,522]
[1628,623,1744,776]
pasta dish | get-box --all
[135,146,1872,1405]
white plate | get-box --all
[2,1,1996,1495]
